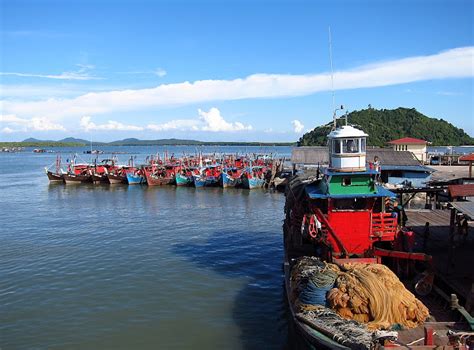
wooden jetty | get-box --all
[406,207,474,308]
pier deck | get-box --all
[406,209,474,305]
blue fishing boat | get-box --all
[175,172,192,186]
[126,172,145,185]
[220,168,242,188]
[241,176,265,189]
[241,166,266,189]
[192,165,221,187]
[192,175,220,187]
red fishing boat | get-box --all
[284,124,473,349]
[144,166,175,186]
[90,159,116,184]
[62,158,92,184]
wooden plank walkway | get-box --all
[405,209,474,304]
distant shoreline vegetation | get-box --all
[1,138,296,148]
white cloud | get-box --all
[292,120,305,133]
[2,47,473,120]
[155,68,167,77]
[1,127,15,133]
[198,108,252,132]
[1,114,66,131]
[147,108,252,133]
[0,64,100,81]
[147,119,199,131]
[80,116,144,131]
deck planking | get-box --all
[405,209,474,305]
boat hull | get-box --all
[91,173,108,184]
[63,173,92,184]
[242,177,265,189]
[221,173,240,188]
[107,174,127,184]
[126,173,145,185]
[175,173,192,186]
[46,171,63,182]
[145,172,174,186]
[193,175,219,187]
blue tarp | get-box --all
[381,165,433,173]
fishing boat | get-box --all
[283,123,473,349]
[220,168,242,188]
[106,169,128,184]
[126,170,146,185]
[62,158,92,184]
[105,157,136,184]
[90,159,114,184]
[46,171,63,182]
[241,166,266,189]
[192,165,221,187]
[175,172,192,186]
[144,167,174,186]
[45,155,64,182]
[63,173,92,184]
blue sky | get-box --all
[1,0,473,142]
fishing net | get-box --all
[296,308,373,350]
[291,257,430,332]
[290,257,338,306]
[327,263,429,330]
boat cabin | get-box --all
[328,125,367,172]
[290,125,398,259]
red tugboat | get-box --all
[284,124,473,349]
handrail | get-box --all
[371,212,397,238]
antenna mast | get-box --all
[329,27,336,129]
[329,27,343,130]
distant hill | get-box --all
[298,107,474,147]
[23,137,54,143]
[9,137,294,147]
[58,137,94,145]
[108,138,204,146]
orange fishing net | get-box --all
[327,263,429,330]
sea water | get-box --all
[0,146,294,349]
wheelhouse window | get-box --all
[343,138,359,153]
[333,139,341,154]
[333,198,368,210]
[361,138,366,152]
[342,177,352,186]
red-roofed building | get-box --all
[388,137,428,163]
[459,153,474,178]
[388,137,428,145]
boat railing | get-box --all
[371,212,397,240]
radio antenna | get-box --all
[329,27,343,130]
[329,27,336,129]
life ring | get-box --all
[308,214,318,239]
